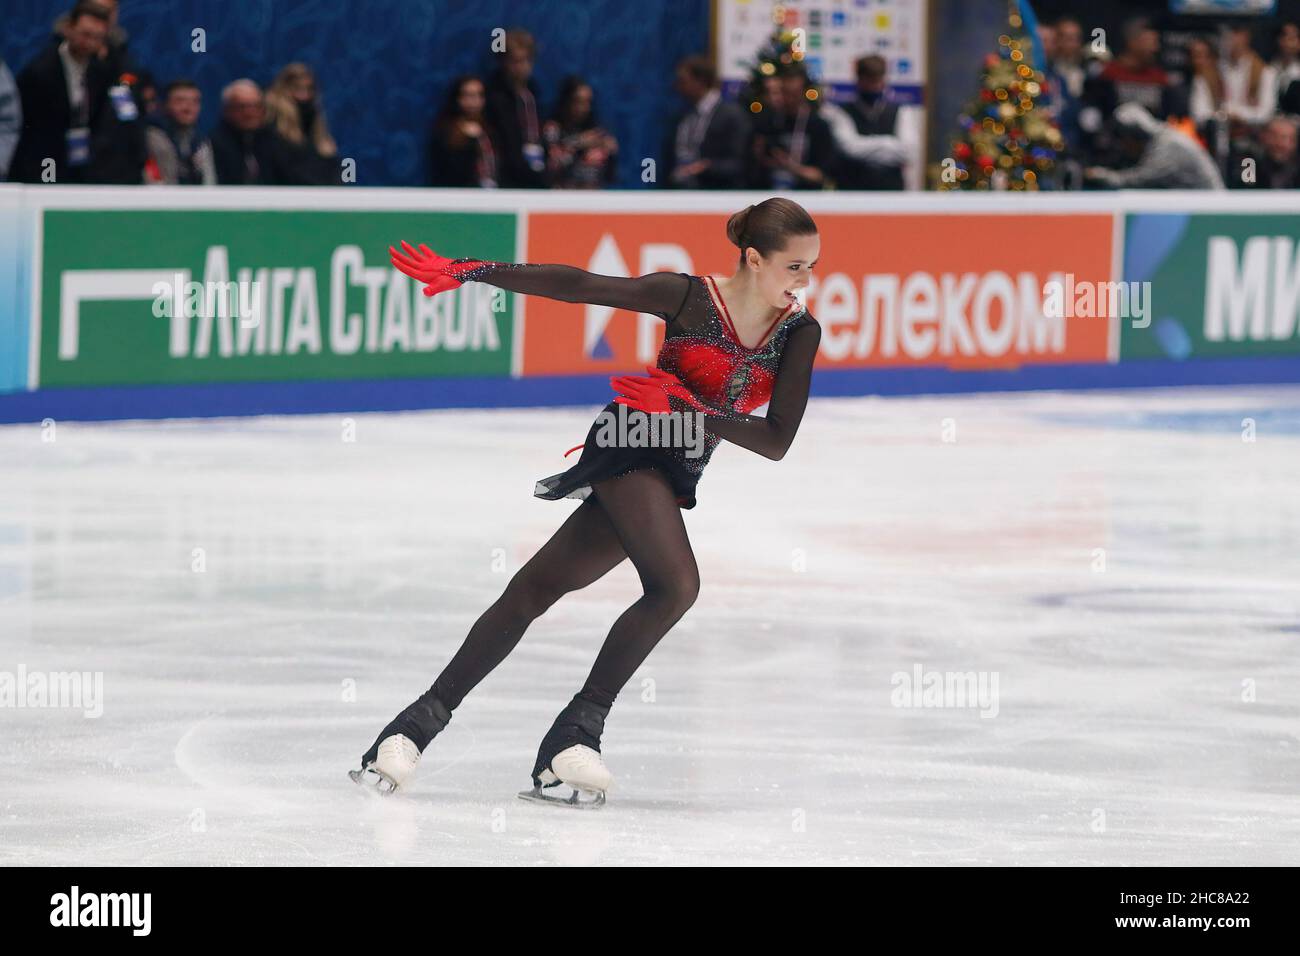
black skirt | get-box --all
[533,402,709,510]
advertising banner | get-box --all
[1122,212,1300,361]
[37,209,517,388]
[523,211,1115,376]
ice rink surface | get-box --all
[1,386,1297,866]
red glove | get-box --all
[611,366,709,414]
[388,240,486,297]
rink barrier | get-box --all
[3,358,1298,424]
[1,187,1298,423]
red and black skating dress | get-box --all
[453,264,822,509]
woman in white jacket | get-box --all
[1189,29,1277,129]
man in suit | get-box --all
[664,55,747,189]
[484,30,547,189]
[9,1,112,183]
[209,79,313,185]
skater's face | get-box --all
[746,232,820,310]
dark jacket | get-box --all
[664,95,748,189]
[210,119,313,185]
[748,104,837,190]
[10,44,110,183]
[835,95,904,190]
[484,70,547,188]
[430,118,499,187]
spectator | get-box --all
[750,66,837,190]
[1094,18,1174,117]
[1214,24,1276,127]
[266,62,339,184]
[144,79,215,185]
[821,54,906,190]
[1274,22,1300,113]
[1085,102,1223,189]
[51,0,138,80]
[0,57,20,180]
[1035,20,1062,112]
[1052,17,1093,103]
[210,79,303,185]
[542,75,617,189]
[10,1,112,183]
[134,68,158,120]
[747,74,786,187]
[1186,35,1223,128]
[1231,115,1300,188]
[665,55,746,189]
[429,75,498,187]
[1049,16,1100,153]
[485,29,546,188]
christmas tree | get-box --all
[739,27,821,116]
[939,6,1062,190]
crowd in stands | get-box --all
[0,1,913,190]
[1038,15,1300,188]
[2,1,1299,190]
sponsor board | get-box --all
[522,212,1115,375]
[1123,213,1300,361]
[37,209,517,387]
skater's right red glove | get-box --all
[389,240,486,297]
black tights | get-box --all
[431,467,699,713]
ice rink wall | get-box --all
[1,186,1298,424]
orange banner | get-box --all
[522,212,1114,375]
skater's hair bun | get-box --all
[725,198,818,261]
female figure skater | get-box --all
[352,197,821,806]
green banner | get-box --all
[1122,212,1300,361]
[38,209,517,387]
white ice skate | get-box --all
[517,744,613,809]
[349,733,421,794]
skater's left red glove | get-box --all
[389,240,486,297]
[611,366,709,414]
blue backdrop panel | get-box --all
[1,0,710,187]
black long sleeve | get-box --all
[692,321,821,461]
[467,264,693,320]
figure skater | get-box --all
[352,197,821,806]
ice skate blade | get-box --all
[517,785,606,809]
[349,766,400,795]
